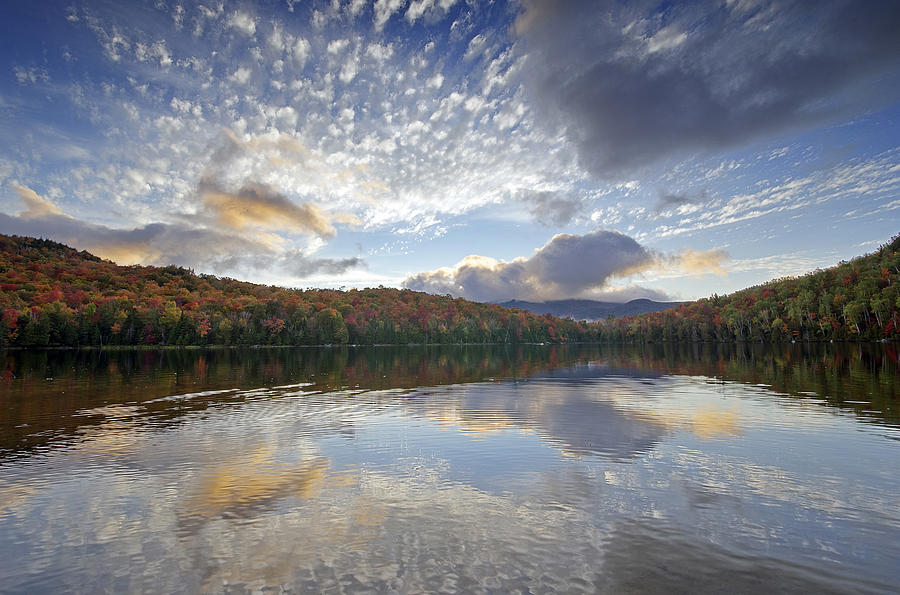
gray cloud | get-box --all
[0,186,362,279]
[519,190,583,227]
[516,0,900,179]
[0,210,266,272]
[579,284,673,304]
[653,190,706,215]
[403,229,656,302]
[288,252,363,277]
[216,250,364,279]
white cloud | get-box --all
[645,24,687,54]
[13,66,50,85]
[227,11,257,36]
[171,3,185,29]
[463,33,487,60]
[404,0,458,24]
[84,19,131,62]
[339,55,359,83]
[463,95,486,112]
[134,40,173,68]
[292,37,311,67]
[327,38,350,55]
[347,0,367,18]
[405,0,434,23]
[727,252,825,276]
[366,42,394,62]
[651,149,900,239]
[268,25,286,53]
[229,66,252,84]
[274,106,298,129]
[374,0,406,31]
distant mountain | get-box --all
[496,298,683,321]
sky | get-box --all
[1,0,899,303]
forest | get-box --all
[0,234,592,347]
[602,234,900,343]
[1,233,898,348]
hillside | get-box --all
[0,235,594,348]
[600,234,900,343]
[2,233,898,348]
[497,298,683,321]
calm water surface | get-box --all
[1,343,899,593]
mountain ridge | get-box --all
[0,234,595,347]
[496,298,683,321]
[1,233,899,347]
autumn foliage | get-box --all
[0,235,593,347]
[599,234,900,343]
[2,233,898,348]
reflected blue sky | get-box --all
[1,348,899,592]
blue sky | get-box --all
[1,0,898,302]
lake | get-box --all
[1,343,899,593]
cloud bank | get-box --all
[0,185,361,279]
[404,229,727,302]
[516,0,900,179]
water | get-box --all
[1,343,899,593]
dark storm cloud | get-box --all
[515,0,900,179]
[403,229,656,302]
[525,229,653,294]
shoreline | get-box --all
[1,338,895,352]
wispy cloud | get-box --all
[649,149,900,239]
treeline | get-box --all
[2,233,898,349]
[6,343,896,455]
[3,344,602,455]
[601,234,900,343]
[596,341,900,423]
[0,235,594,348]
